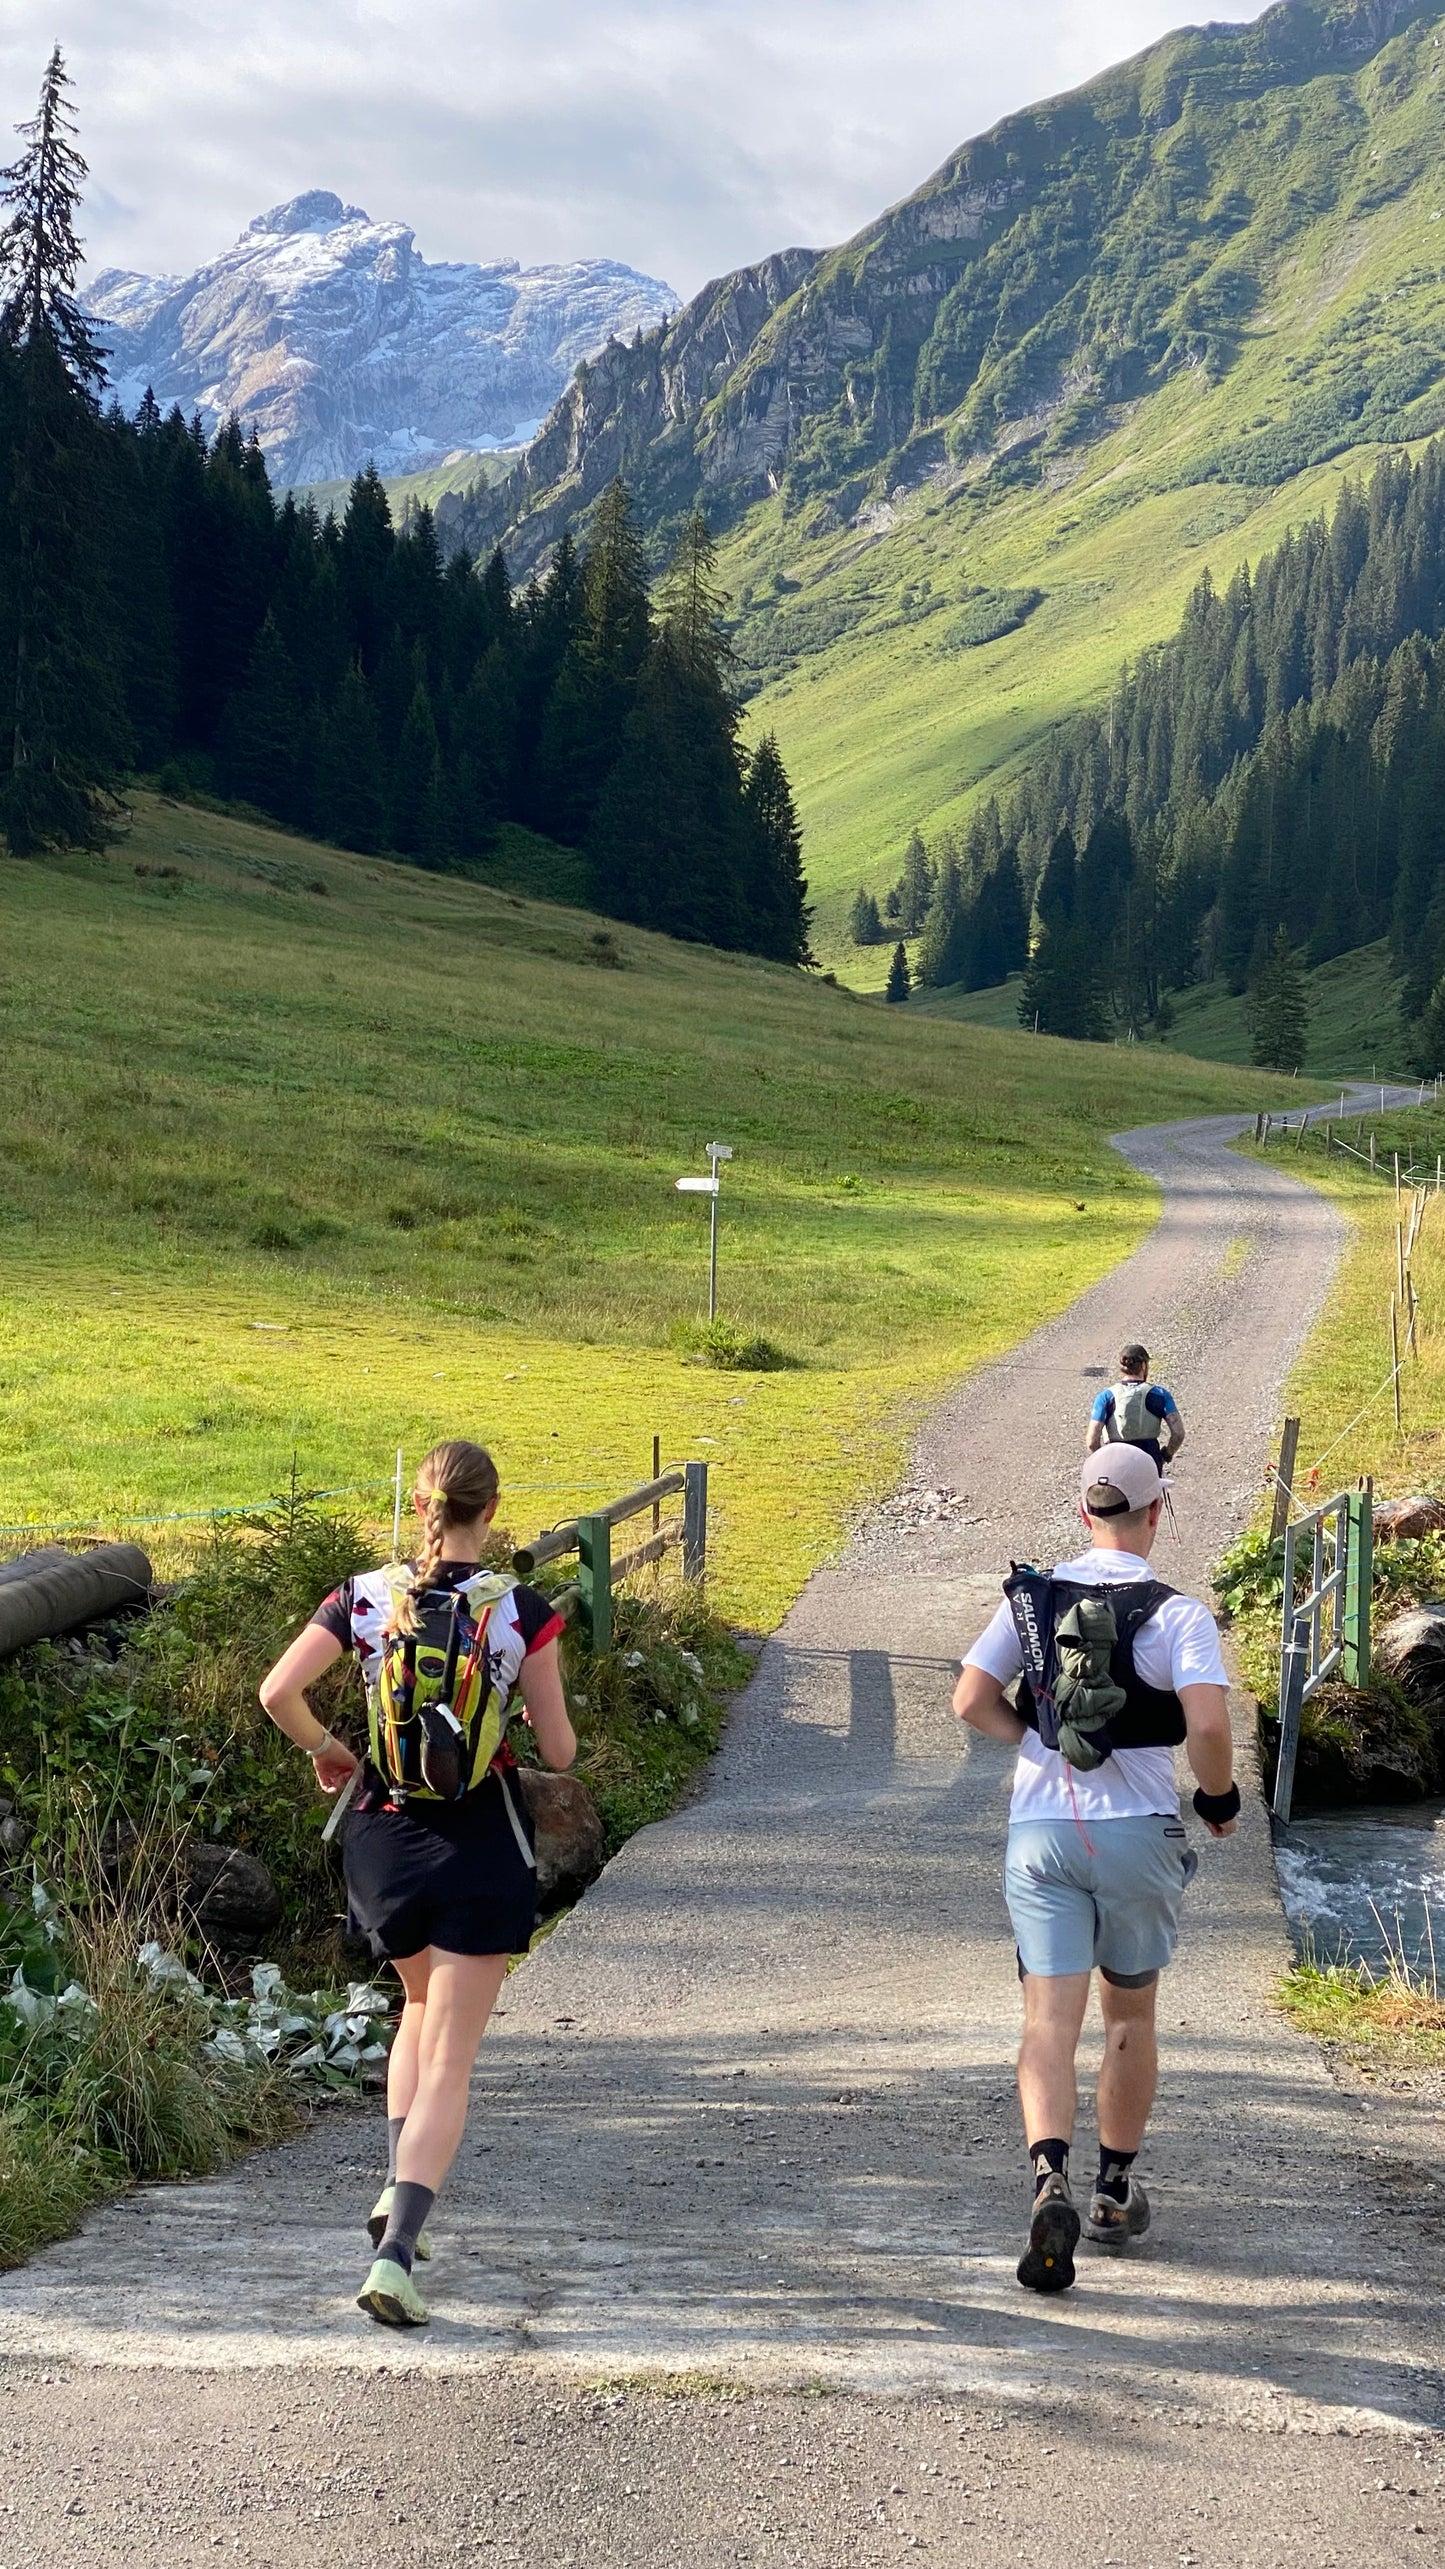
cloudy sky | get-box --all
[2,2,1261,297]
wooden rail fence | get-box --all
[513,1462,709,1652]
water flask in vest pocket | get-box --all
[1052,1595,1127,1770]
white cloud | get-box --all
[1,2,1263,298]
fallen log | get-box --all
[0,1544,154,1659]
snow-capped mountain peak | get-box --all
[91,196,676,488]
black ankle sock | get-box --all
[1030,2138,1070,2195]
[1097,2145,1137,2203]
[386,2115,406,2184]
[378,2179,434,2276]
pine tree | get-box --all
[897,828,934,934]
[0,53,127,855]
[389,681,448,864]
[218,612,302,818]
[884,941,912,1002]
[0,47,106,389]
[532,477,652,842]
[1245,926,1309,1071]
[741,732,813,964]
[849,886,884,945]
[316,665,386,853]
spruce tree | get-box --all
[1245,926,1309,1071]
[316,665,386,853]
[849,886,883,945]
[884,941,912,1002]
[390,682,449,865]
[0,52,127,855]
[897,829,934,934]
[741,732,813,964]
[218,612,302,817]
[533,477,651,842]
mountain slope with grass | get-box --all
[452,0,1445,949]
[0,791,1306,1626]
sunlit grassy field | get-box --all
[0,793,1303,1624]
[1246,1103,1445,1503]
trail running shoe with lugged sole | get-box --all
[356,2254,430,2328]
[367,2186,432,2259]
[1016,2171,1080,2293]
[1083,2176,1151,2249]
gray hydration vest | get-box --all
[1105,1380,1158,1445]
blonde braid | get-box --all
[386,1439,500,1638]
[391,1488,450,1638]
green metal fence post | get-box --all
[576,1514,612,1655]
[1343,1481,1373,1690]
[682,1462,708,1583]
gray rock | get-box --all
[516,1770,605,1911]
[183,1843,282,1950]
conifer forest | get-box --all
[0,54,811,967]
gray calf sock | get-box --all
[379,2179,435,2276]
[387,2115,406,2183]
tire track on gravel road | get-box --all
[3,1097,1442,2436]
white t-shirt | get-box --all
[964,1548,1229,1824]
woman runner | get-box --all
[259,1437,576,2327]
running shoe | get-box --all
[1016,2171,1080,2293]
[1083,2176,1151,2248]
[367,2185,432,2259]
[356,2255,429,2328]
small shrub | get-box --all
[668,1317,800,1371]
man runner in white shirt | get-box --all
[952,1443,1238,2293]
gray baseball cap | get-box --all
[1080,1446,1166,1516]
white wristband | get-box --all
[308,1730,334,1760]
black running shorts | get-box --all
[343,1767,538,1960]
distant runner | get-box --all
[952,1444,1238,2294]
[259,1437,577,2329]
[1086,1342,1184,1474]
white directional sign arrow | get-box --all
[675,1177,720,1194]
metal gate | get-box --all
[1271,1487,1372,1825]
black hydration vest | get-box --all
[1005,1570,1187,1756]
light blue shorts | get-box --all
[1004,1814,1198,1984]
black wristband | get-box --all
[1193,1782,1241,1824]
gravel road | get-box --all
[2,1096,1442,2565]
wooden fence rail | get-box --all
[513,1462,709,1652]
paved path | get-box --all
[3,1098,1444,2563]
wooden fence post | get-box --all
[1344,1482,1373,1690]
[1391,1297,1403,1430]
[1269,1416,1301,1545]
[1371,1132,1377,1172]
[577,1513,613,1654]
[682,1462,709,1583]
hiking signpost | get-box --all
[676,1142,733,1320]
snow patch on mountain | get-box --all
[91,190,676,489]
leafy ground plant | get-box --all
[1279,1926,1445,2097]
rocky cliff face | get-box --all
[453,0,1441,573]
[91,191,676,490]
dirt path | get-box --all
[3,1097,1443,2563]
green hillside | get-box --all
[463,0,1445,956]
[913,939,1410,1077]
[0,794,1303,1626]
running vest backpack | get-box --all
[1104,1380,1157,1445]
[368,1570,518,1803]
[1003,1568,1185,1770]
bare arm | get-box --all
[1085,1419,1107,1454]
[518,1637,577,1770]
[259,1624,360,1794]
[952,1661,1026,1745]
[1180,1681,1235,1833]
[1163,1408,1186,1457]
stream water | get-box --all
[1274,1801,1445,1976]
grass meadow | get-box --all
[0,792,1305,1626]
[1247,1102,1445,1507]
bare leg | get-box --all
[1096,1976,1159,2155]
[387,1950,431,2125]
[394,1950,510,2194]
[1017,1971,1091,2146]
